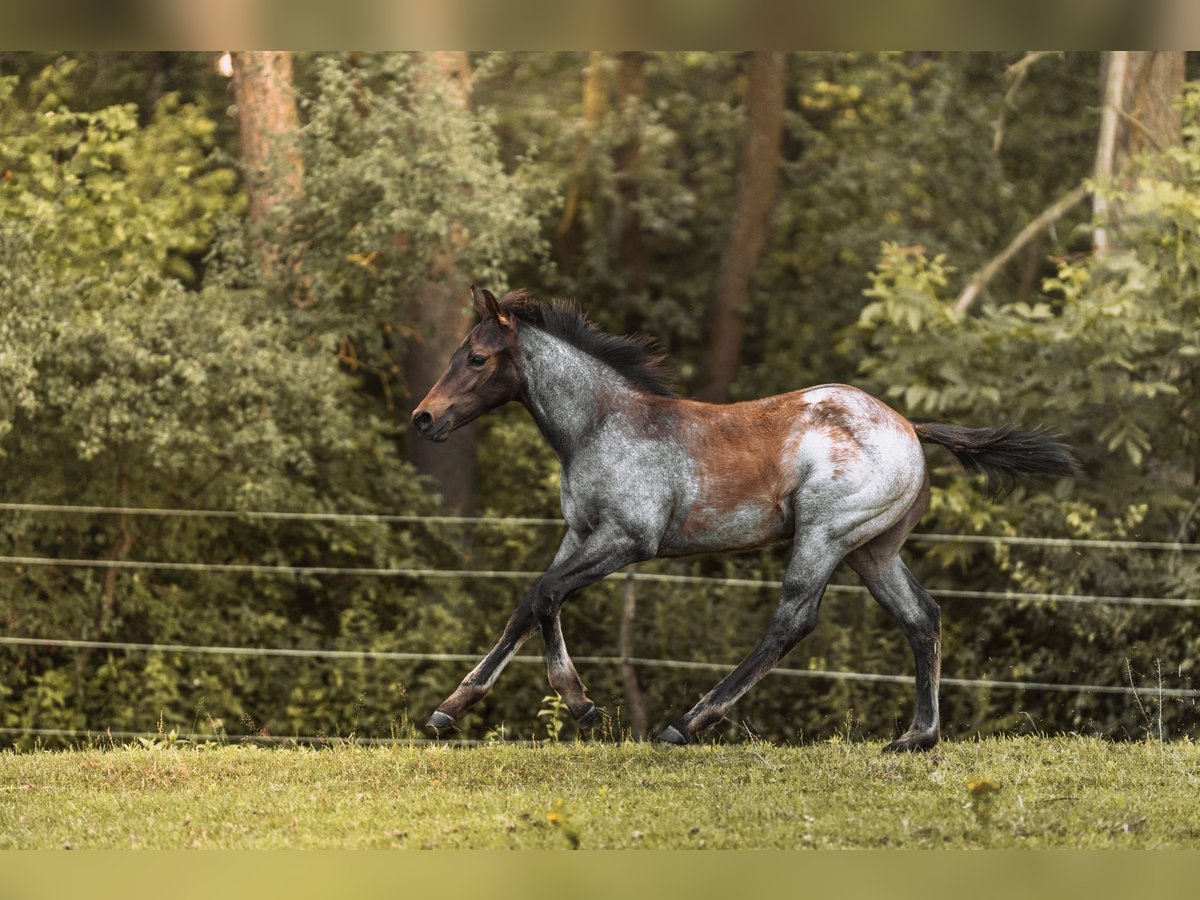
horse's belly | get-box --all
[660,501,793,556]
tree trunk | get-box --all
[960,51,1185,305]
[231,52,304,279]
[404,52,477,515]
[427,50,471,98]
[556,52,609,271]
[1093,51,1185,253]
[144,51,168,119]
[618,570,649,740]
[1122,52,1185,156]
[232,52,303,232]
[99,464,132,636]
[612,51,647,296]
[698,52,786,403]
[405,253,477,515]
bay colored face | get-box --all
[412,289,522,442]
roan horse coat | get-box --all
[412,288,1079,750]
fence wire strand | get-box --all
[0,726,509,746]
[1,553,1197,609]
[2,500,1198,552]
[3,635,1197,698]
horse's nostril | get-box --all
[413,410,433,430]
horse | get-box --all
[411,287,1080,751]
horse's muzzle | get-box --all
[412,410,451,442]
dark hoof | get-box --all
[655,725,688,746]
[575,704,601,729]
[425,710,457,734]
[882,730,939,753]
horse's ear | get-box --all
[470,286,510,327]
[471,285,490,320]
[482,287,511,328]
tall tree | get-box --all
[231,52,304,279]
[699,52,786,403]
[1093,51,1185,252]
[403,51,478,514]
[612,51,647,295]
[556,52,609,271]
[956,51,1184,311]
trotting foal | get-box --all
[411,288,1079,750]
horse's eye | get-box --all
[469,354,487,367]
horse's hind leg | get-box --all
[656,540,842,745]
[846,550,941,752]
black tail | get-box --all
[912,422,1081,499]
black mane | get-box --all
[498,291,676,398]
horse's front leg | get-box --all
[424,597,539,733]
[529,530,605,725]
[540,613,600,727]
[426,525,642,733]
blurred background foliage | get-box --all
[1,51,1198,747]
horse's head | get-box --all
[412,287,523,442]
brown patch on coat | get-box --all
[807,399,863,477]
[673,393,809,541]
[860,388,917,437]
[671,390,888,541]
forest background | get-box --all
[1,50,1198,747]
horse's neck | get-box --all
[517,326,631,461]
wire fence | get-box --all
[1,554,1198,609]
[3,500,1197,744]
[3,500,1199,552]
[2,635,1196,698]
[0,726,511,747]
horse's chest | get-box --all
[559,436,677,530]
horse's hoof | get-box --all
[576,704,601,729]
[655,725,688,746]
[425,710,457,734]
[882,730,939,753]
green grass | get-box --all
[2,736,1198,849]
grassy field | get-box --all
[1,735,1198,849]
